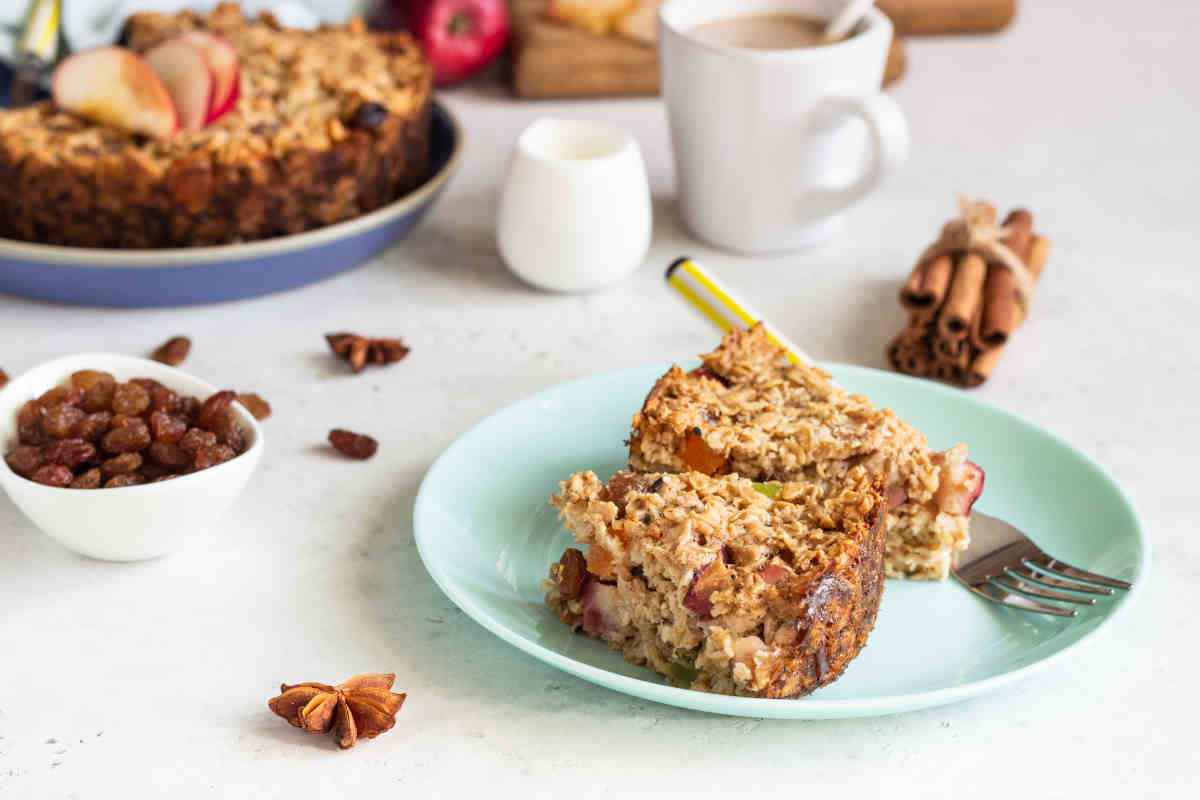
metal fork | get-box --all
[952,512,1132,617]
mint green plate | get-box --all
[413,363,1147,719]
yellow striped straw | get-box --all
[17,0,61,64]
[665,257,816,367]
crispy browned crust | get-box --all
[763,499,885,697]
[0,4,433,249]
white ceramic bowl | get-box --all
[0,354,263,561]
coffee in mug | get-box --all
[660,0,909,253]
[688,13,847,50]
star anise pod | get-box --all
[325,332,410,373]
[268,673,406,750]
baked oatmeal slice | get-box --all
[546,469,886,699]
[628,324,983,580]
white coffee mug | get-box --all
[660,0,909,253]
[498,118,652,292]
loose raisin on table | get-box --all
[4,446,43,478]
[101,421,151,454]
[74,411,113,442]
[147,441,189,469]
[42,438,96,469]
[0,368,8,389]
[101,452,143,477]
[148,411,187,444]
[328,429,378,460]
[179,428,217,455]
[111,382,150,416]
[70,468,102,489]
[42,405,85,439]
[31,464,73,487]
[151,336,191,367]
[236,393,271,421]
[104,474,145,489]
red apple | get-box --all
[145,38,213,132]
[52,47,178,139]
[405,0,510,86]
[180,31,240,122]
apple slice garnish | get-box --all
[180,31,240,123]
[935,459,986,516]
[580,580,622,638]
[145,38,213,132]
[52,47,178,139]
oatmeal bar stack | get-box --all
[0,3,433,248]
[628,325,982,579]
[547,469,886,698]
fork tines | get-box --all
[953,513,1132,618]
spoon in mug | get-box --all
[823,0,875,43]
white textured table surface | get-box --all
[2,2,1197,796]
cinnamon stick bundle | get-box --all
[888,199,1050,388]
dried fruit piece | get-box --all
[39,386,82,408]
[207,408,245,452]
[196,390,236,429]
[70,370,115,392]
[104,473,146,489]
[329,429,378,460]
[81,378,116,413]
[179,428,217,455]
[42,438,97,469]
[236,393,271,421]
[5,446,44,478]
[74,411,113,442]
[553,548,588,601]
[31,464,74,487]
[42,405,85,439]
[147,441,190,469]
[70,468,103,489]
[149,411,188,444]
[678,429,728,476]
[111,382,151,416]
[0,368,7,388]
[192,444,236,470]
[151,336,192,366]
[17,401,46,446]
[101,452,143,477]
[101,421,152,454]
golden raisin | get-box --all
[328,429,378,460]
[151,336,191,366]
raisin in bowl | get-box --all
[0,354,263,561]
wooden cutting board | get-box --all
[510,0,906,99]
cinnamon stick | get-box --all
[900,253,954,310]
[964,344,1005,388]
[937,252,987,341]
[978,210,1034,347]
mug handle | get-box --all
[806,92,909,217]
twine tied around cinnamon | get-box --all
[918,196,1037,313]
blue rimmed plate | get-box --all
[0,103,461,307]
[413,362,1148,719]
